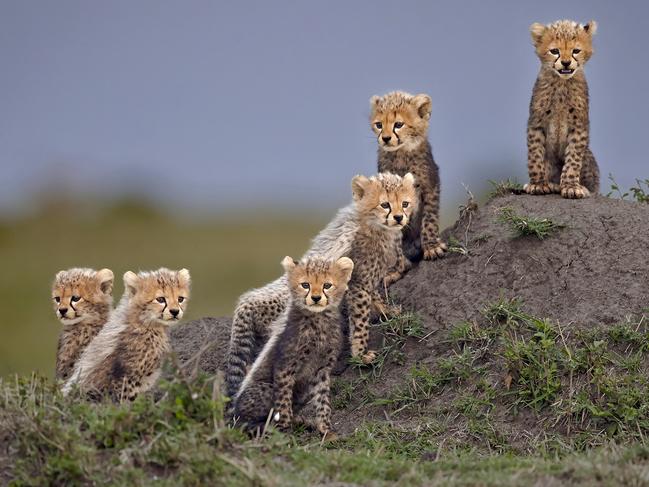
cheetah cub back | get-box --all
[51,268,114,381]
[525,19,600,198]
[234,255,354,436]
[63,268,190,401]
[346,171,418,364]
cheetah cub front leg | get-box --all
[524,127,561,195]
[383,242,412,288]
[348,286,377,364]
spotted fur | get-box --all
[52,268,114,381]
[525,19,600,198]
[234,256,353,436]
[225,204,358,399]
[63,268,190,401]
[371,91,446,261]
[345,172,418,364]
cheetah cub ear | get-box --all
[123,271,139,296]
[403,172,416,189]
[530,22,546,46]
[177,268,191,287]
[281,256,298,273]
[351,175,371,201]
[96,268,114,295]
[334,257,354,284]
[369,95,381,111]
[583,20,597,36]
[412,94,432,121]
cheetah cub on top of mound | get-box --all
[52,268,114,381]
[370,91,445,262]
[63,268,190,401]
[347,172,418,364]
[525,19,600,199]
[234,255,353,436]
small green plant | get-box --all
[497,207,565,240]
[502,317,562,409]
[607,174,649,203]
[447,235,468,255]
[488,178,525,198]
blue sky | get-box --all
[1,0,647,215]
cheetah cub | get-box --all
[234,256,354,436]
[63,268,190,401]
[525,19,600,198]
[52,268,114,381]
[371,91,446,261]
[347,172,418,364]
[225,203,358,399]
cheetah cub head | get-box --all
[352,172,418,231]
[283,256,354,313]
[123,268,191,326]
[52,268,114,325]
[370,91,431,152]
[530,19,597,79]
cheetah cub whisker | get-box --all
[52,268,114,382]
[524,19,600,199]
[234,255,354,437]
[63,268,190,401]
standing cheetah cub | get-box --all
[63,268,190,401]
[525,19,600,198]
[52,268,114,381]
[347,172,418,364]
[371,91,446,261]
[234,256,354,436]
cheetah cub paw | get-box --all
[524,182,561,195]
[561,183,590,199]
[423,240,447,260]
[360,350,377,365]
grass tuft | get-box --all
[488,178,525,198]
[497,207,565,240]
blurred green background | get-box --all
[0,195,464,379]
[0,198,328,378]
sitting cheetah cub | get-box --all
[234,255,354,436]
[524,19,600,198]
[63,268,190,401]
[52,268,114,381]
[347,172,418,364]
[225,203,358,399]
[370,91,446,261]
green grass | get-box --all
[4,300,649,484]
[0,199,326,378]
[6,369,649,485]
[488,178,525,198]
[497,207,566,240]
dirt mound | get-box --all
[392,193,649,332]
[171,194,649,449]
